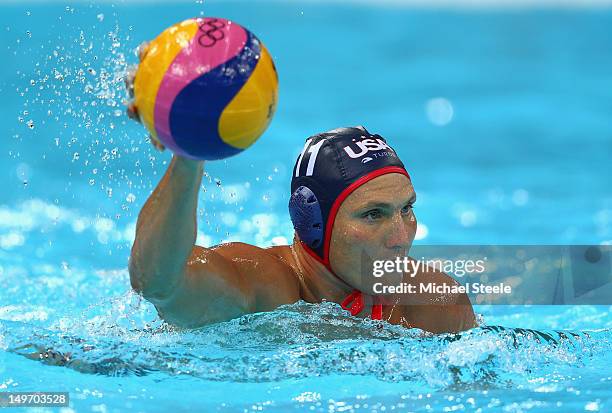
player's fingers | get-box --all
[136,41,150,62]
[149,134,166,152]
[124,65,137,99]
[126,102,141,123]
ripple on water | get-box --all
[0,297,609,391]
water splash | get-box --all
[2,297,609,390]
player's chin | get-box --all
[362,272,404,295]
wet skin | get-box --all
[128,156,476,333]
[126,43,475,333]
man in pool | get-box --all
[126,69,475,336]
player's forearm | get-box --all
[129,154,204,300]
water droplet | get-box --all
[72,152,80,161]
[126,193,136,203]
[89,178,95,186]
[26,120,34,129]
[96,13,104,22]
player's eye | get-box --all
[401,203,415,215]
[362,209,383,222]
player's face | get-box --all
[329,173,417,293]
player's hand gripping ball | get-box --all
[127,17,278,160]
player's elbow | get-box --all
[128,250,176,303]
[154,292,252,329]
[128,251,145,294]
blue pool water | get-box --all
[1,1,611,412]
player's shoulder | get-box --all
[210,242,301,304]
[408,255,461,285]
[404,255,476,332]
[407,255,466,304]
[211,242,290,264]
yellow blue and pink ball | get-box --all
[134,17,278,160]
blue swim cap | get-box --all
[289,126,410,271]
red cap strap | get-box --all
[371,303,383,320]
[341,289,364,316]
[341,289,383,320]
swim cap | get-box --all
[289,126,410,271]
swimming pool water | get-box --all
[1,1,611,412]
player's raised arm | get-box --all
[127,154,258,328]
[127,154,197,299]
[124,17,278,327]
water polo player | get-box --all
[126,119,475,332]
[125,19,475,333]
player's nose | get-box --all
[385,214,412,252]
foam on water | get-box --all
[2,295,611,389]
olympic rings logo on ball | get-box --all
[135,17,278,160]
[197,19,226,48]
